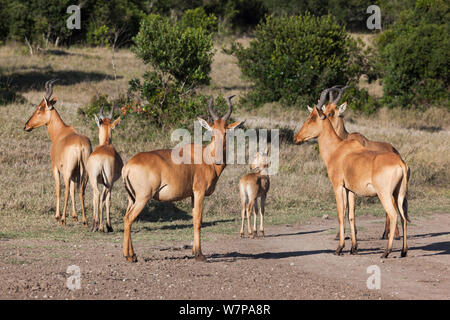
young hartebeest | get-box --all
[319,85,406,239]
[87,105,123,232]
[121,96,245,262]
[24,79,92,226]
[294,88,409,258]
[239,149,270,238]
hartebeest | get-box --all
[239,148,270,238]
[87,105,123,232]
[24,80,92,226]
[121,96,244,262]
[294,88,409,258]
[318,85,406,239]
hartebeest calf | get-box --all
[294,88,409,258]
[87,105,123,232]
[24,80,92,226]
[121,96,244,262]
[239,149,270,238]
[318,85,407,239]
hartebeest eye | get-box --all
[328,112,334,117]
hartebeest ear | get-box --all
[43,96,57,110]
[307,105,313,113]
[197,117,213,131]
[111,117,121,129]
[94,115,101,128]
[226,120,245,130]
[338,102,347,116]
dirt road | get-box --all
[0,214,448,300]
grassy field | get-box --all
[0,38,449,246]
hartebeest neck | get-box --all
[98,130,112,146]
[334,117,349,140]
[203,139,227,177]
[46,109,73,143]
[317,118,343,167]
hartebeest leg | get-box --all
[98,186,107,232]
[240,198,246,237]
[105,188,113,232]
[123,194,150,262]
[69,180,78,222]
[246,199,254,238]
[382,213,400,240]
[52,167,61,221]
[348,190,357,254]
[334,185,346,255]
[252,200,259,238]
[61,177,70,226]
[91,183,100,232]
[259,196,265,238]
[335,187,348,240]
[378,193,398,258]
[192,191,206,261]
[79,173,88,226]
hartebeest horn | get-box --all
[109,104,115,119]
[327,85,345,102]
[222,95,235,121]
[99,106,105,120]
[332,85,350,105]
[317,88,333,110]
[207,97,219,121]
[44,79,58,100]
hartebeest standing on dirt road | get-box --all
[87,105,123,232]
[294,88,409,258]
[239,148,270,238]
[121,96,245,262]
[24,79,92,226]
[320,85,407,239]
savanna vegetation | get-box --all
[0,0,448,244]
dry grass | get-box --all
[0,39,449,242]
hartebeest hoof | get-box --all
[106,225,113,233]
[125,254,138,262]
[350,246,358,255]
[252,231,257,239]
[54,215,60,222]
[72,216,78,222]
[335,246,344,256]
[381,249,392,259]
[98,225,104,232]
[259,231,264,238]
[194,253,207,262]
[240,232,244,238]
[401,250,407,258]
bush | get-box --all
[132,13,214,88]
[230,13,365,107]
[179,7,218,34]
[376,0,450,107]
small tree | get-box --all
[132,13,214,89]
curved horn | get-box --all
[44,79,58,100]
[332,85,350,105]
[222,95,235,121]
[327,85,344,102]
[317,88,333,109]
[207,97,219,121]
[109,104,115,119]
[99,105,105,120]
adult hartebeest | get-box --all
[121,96,244,262]
[319,85,406,239]
[294,88,409,258]
[239,148,270,238]
[87,105,123,232]
[24,79,92,226]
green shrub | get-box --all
[376,0,450,108]
[230,13,365,107]
[179,7,218,34]
[132,13,214,88]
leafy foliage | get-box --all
[376,0,450,107]
[230,14,365,107]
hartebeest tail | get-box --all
[87,105,123,232]
[24,79,92,226]
[239,148,270,238]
